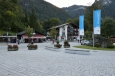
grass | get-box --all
[0,29,16,36]
[74,45,115,51]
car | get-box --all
[81,40,89,45]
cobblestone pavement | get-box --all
[0,42,115,76]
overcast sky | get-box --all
[45,0,95,8]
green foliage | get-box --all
[56,41,59,44]
[66,18,73,23]
[85,1,103,38]
[106,44,114,48]
[20,0,71,23]
[29,9,44,33]
[49,27,57,39]
[84,31,92,40]
[95,42,101,48]
[54,41,62,48]
[25,26,33,38]
[43,18,61,30]
[101,17,115,37]
[0,0,25,32]
[64,40,70,48]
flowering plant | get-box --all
[27,44,37,50]
[8,44,18,51]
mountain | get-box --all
[62,5,87,18]
[101,0,115,18]
[62,0,115,19]
[19,0,71,23]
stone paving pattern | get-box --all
[0,42,115,76]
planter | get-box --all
[64,45,70,48]
[27,44,38,50]
[8,45,18,51]
[54,44,62,48]
[64,40,70,48]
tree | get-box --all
[25,26,33,43]
[0,0,25,32]
[66,18,73,23]
[101,17,115,37]
[29,9,44,33]
[42,18,61,32]
[49,27,57,39]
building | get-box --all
[17,31,46,43]
[0,33,17,43]
[47,23,79,41]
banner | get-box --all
[94,10,101,34]
[79,15,84,35]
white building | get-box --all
[47,23,79,41]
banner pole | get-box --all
[93,10,95,48]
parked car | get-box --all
[87,41,93,46]
[81,40,89,45]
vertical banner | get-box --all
[79,15,84,35]
[94,9,101,34]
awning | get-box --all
[0,36,17,37]
[22,35,46,39]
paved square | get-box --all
[0,42,115,76]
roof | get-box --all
[17,31,45,35]
[17,31,26,35]
[22,34,46,39]
[48,23,79,30]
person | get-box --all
[17,39,19,45]
[52,39,54,44]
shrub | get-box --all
[54,41,62,48]
[31,42,34,44]
[64,40,70,48]
[95,42,101,48]
[106,44,114,48]
[56,41,59,44]
[64,40,68,44]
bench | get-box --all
[65,49,90,55]
[45,46,60,52]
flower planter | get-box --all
[27,44,38,50]
[64,45,70,48]
[64,40,70,48]
[54,41,62,48]
[8,45,18,51]
[54,44,62,48]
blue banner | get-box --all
[79,15,84,35]
[94,10,101,34]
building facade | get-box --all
[47,23,79,41]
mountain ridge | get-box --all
[62,0,115,19]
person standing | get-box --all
[17,39,19,45]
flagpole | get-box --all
[93,10,95,48]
